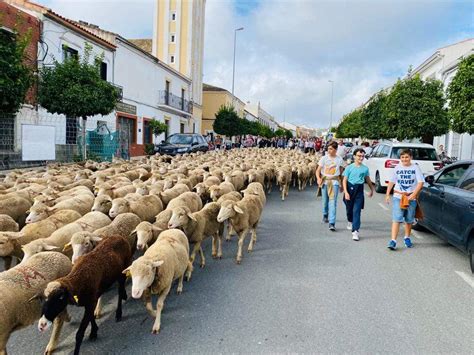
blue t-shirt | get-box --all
[343,163,369,185]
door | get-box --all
[437,164,472,247]
[117,117,134,159]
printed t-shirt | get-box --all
[318,155,343,185]
[390,163,424,198]
[343,163,369,185]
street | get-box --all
[6,184,474,354]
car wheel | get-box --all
[412,218,426,231]
[375,172,385,193]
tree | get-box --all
[361,91,390,139]
[335,109,364,138]
[38,43,120,159]
[149,119,168,137]
[0,29,33,115]
[447,54,474,134]
[385,74,448,143]
[213,105,241,137]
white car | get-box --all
[364,142,442,193]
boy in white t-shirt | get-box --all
[316,141,344,231]
[385,149,424,250]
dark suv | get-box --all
[155,133,209,155]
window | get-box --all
[170,34,176,43]
[181,88,185,110]
[379,145,390,158]
[391,147,438,161]
[171,12,176,21]
[165,81,170,105]
[170,55,175,63]
[143,120,153,144]
[193,123,196,134]
[436,164,470,187]
[62,45,78,61]
[180,123,185,134]
[460,169,474,192]
[100,62,107,81]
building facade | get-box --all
[245,102,278,131]
[153,0,206,134]
[412,38,474,160]
[201,83,245,134]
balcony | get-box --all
[158,90,192,115]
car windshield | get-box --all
[166,135,193,145]
[391,147,438,161]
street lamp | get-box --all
[328,80,334,131]
[232,27,244,97]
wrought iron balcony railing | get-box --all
[158,90,192,113]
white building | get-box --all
[279,122,297,137]
[412,38,474,160]
[152,0,206,134]
[245,102,278,131]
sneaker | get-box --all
[387,240,397,250]
[347,222,352,230]
[352,231,359,241]
[404,237,413,248]
[323,215,329,223]
[329,224,336,231]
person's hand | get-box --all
[408,193,417,201]
[385,195,391,204]
[339,186,344,193]
[317,178,322,186]
[344,192,350,200]
[368,190,374,198]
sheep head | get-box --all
[69,231,102,264]
[168,207,195,229]
[217,201,243,223]
[26,203,53,224]
[209,186,222,202]
[0,232,22,256]
[134,222,162,251]
[38,282,75,333]
[124,258,164,299]
[109,198,130,219]
[21,240,59,263]
[91,195,112,214]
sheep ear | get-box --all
[90,236,102,243]
[151,225,163,233]
[187,212,197,221]
[28,293,44,303]
[233,205,244,214]
[151,260,164,268]
[44,244,59,251]
[62,243,72,252]
[122,266,131,277]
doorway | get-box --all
[117,116,135,159]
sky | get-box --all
[37,0,473,129]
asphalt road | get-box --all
[6,185,474,354]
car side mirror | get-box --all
[425,175,435,186]
[161,140,165,144]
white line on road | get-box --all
[378,203,389,211]
[455,271,474,289]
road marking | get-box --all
[455,271,474,289]
[378,203,389,211]
[411,231,424,240]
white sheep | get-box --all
[158,183,190,207]
[0,196,32,227]
[91,194,113,214]
[109,195,163,222]
[0,252,72,355]
[123,229,192,334]
[209,182,235,202]
[165,192,203,212]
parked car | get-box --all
[365,142,442,193]
[414,160,474,272]
[343,145,363,164]
[155,133,209,155]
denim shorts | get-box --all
[392,197,417,224]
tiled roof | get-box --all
[128,39,153,54]
[203,83,227,92]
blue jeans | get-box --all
[322,184,339,224]
[343,183,364,232]
[392,197,417,224]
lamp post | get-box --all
[328,80,334,132]
[232,27,244,97]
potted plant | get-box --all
[149,119,168,138]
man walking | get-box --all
[316,141,344,231]
[342,148,374,241]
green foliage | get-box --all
[213,105,242,137]
[335,109,364,138]
[148,119,168,136]
[360,91,390,139]
[386,74,448,143]
[447,54,474,134]
[38,43,120,120]
[274,128,293,139]
[144,143,155,155]
[0,28,33,115]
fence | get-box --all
[0,108,119,171]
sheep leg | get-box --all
[152,286,171,334]
[177,274,184,294]
[198,245,206,268]
[217,233,223,259]
[0,334,9,355]
[143,289,156,317]
[74,305,95,355]
[211,233,218,258]
[94,297,102,319]
[44,310,68,355]
[248,227,258,252]
[3,256,12,270]
[189,242,200,265]
[185,260,194,282]
[115,273,127,322]
[281,186,285,201]
[236,228,249,264]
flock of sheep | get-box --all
[0,147,321,355]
